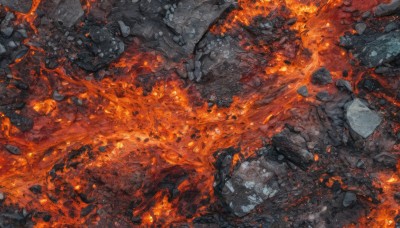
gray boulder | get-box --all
[0,0,32,13]
[49,0,84,28]
[355,31,400,67]
[374,0,400,16]
[346,99,382,138]
[220,158,280,217]
[272,128,314,170]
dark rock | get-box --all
[194,35,251,107]
[4,111,34,132]
[385,22,399,32]
[219,157,280,217]
[75,26,125,71]
[357,76,381,92]
[346,99,381,138]
[316,91,331,101]
[297,85,309,97]
[1,27,13,37]
[0,44,6,55]
[343,192,357,207]
[355,31,400,67]
[118,21,130,37]
[311,67,332,85]
[49,0,84,27]
[80,204,95,217]
[373,0,400,16]
[162,0,234,57]
[272,128,314,170]
[52,91,65,101]
[374,152,398,168]
[336,79,352,92]
[5,144,21,155]
[355,23,367,35]
[43,214,51,222]
[29,185,42,194]
[0,0,32,13]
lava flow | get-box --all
[0,0,399,227]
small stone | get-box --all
[356,159,365,169]
[361,11,371,19]
[355,23,367,35]
[343,192,357,207]
[80,204,95,217]
[297,85,309,97]
[52,91,65,101]
[0,44,6,55]
[346,99,382,138]
[1,27,13,37]
[374,0,400,16]
[374,152,398,168]
[385,22,399,32]
[316,91,330,101]
[8,41,17,49]
[0,192,5,201]
[17,29,28,38]
[43,214,51,222]
[5,144,21,155]
[311,67,332,85]
[29,185,42,194]
[118,21,130,37]
[336,79,352,92]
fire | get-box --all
[0,0,398,226]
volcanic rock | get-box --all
[4,111,33,132]
[346,99,381,138]
[373,152,398,168]
[355,23,367,35]
[316,91,331,101]
[111,0,234,60]
[336,79,352,92]
[5,144,21,155]
[0,44,6,55]
[220,157,280,217]
[194,35,252,107]
[49,0,84,28]
[374,0,400,16]
[343,192,357,207]
[0,0,32,13]
[163,0,234,56]
[29,185,42,194]
[297,85,309,97]
[272,128,314,170]
[118,21,130,37]
[311,67,332,85]
[75,26,125,71]
[355,31,400,67]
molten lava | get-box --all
[0,0,399,226]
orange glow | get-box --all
[0,0,397,226]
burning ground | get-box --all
[0,0,399,227]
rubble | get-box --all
[272,128,314,170]
[343,192,357,207]
[355,31,400,67]
[49,0,84,28]
[311,67,332,85]
[5,144,21,155]
[219,157,281,217]
[336,79,352,92]
[0,0,32,13]
[346,99,382,138]
[373,0,400,16]
[297,85,309,97]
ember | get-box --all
[0,0,399,227]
